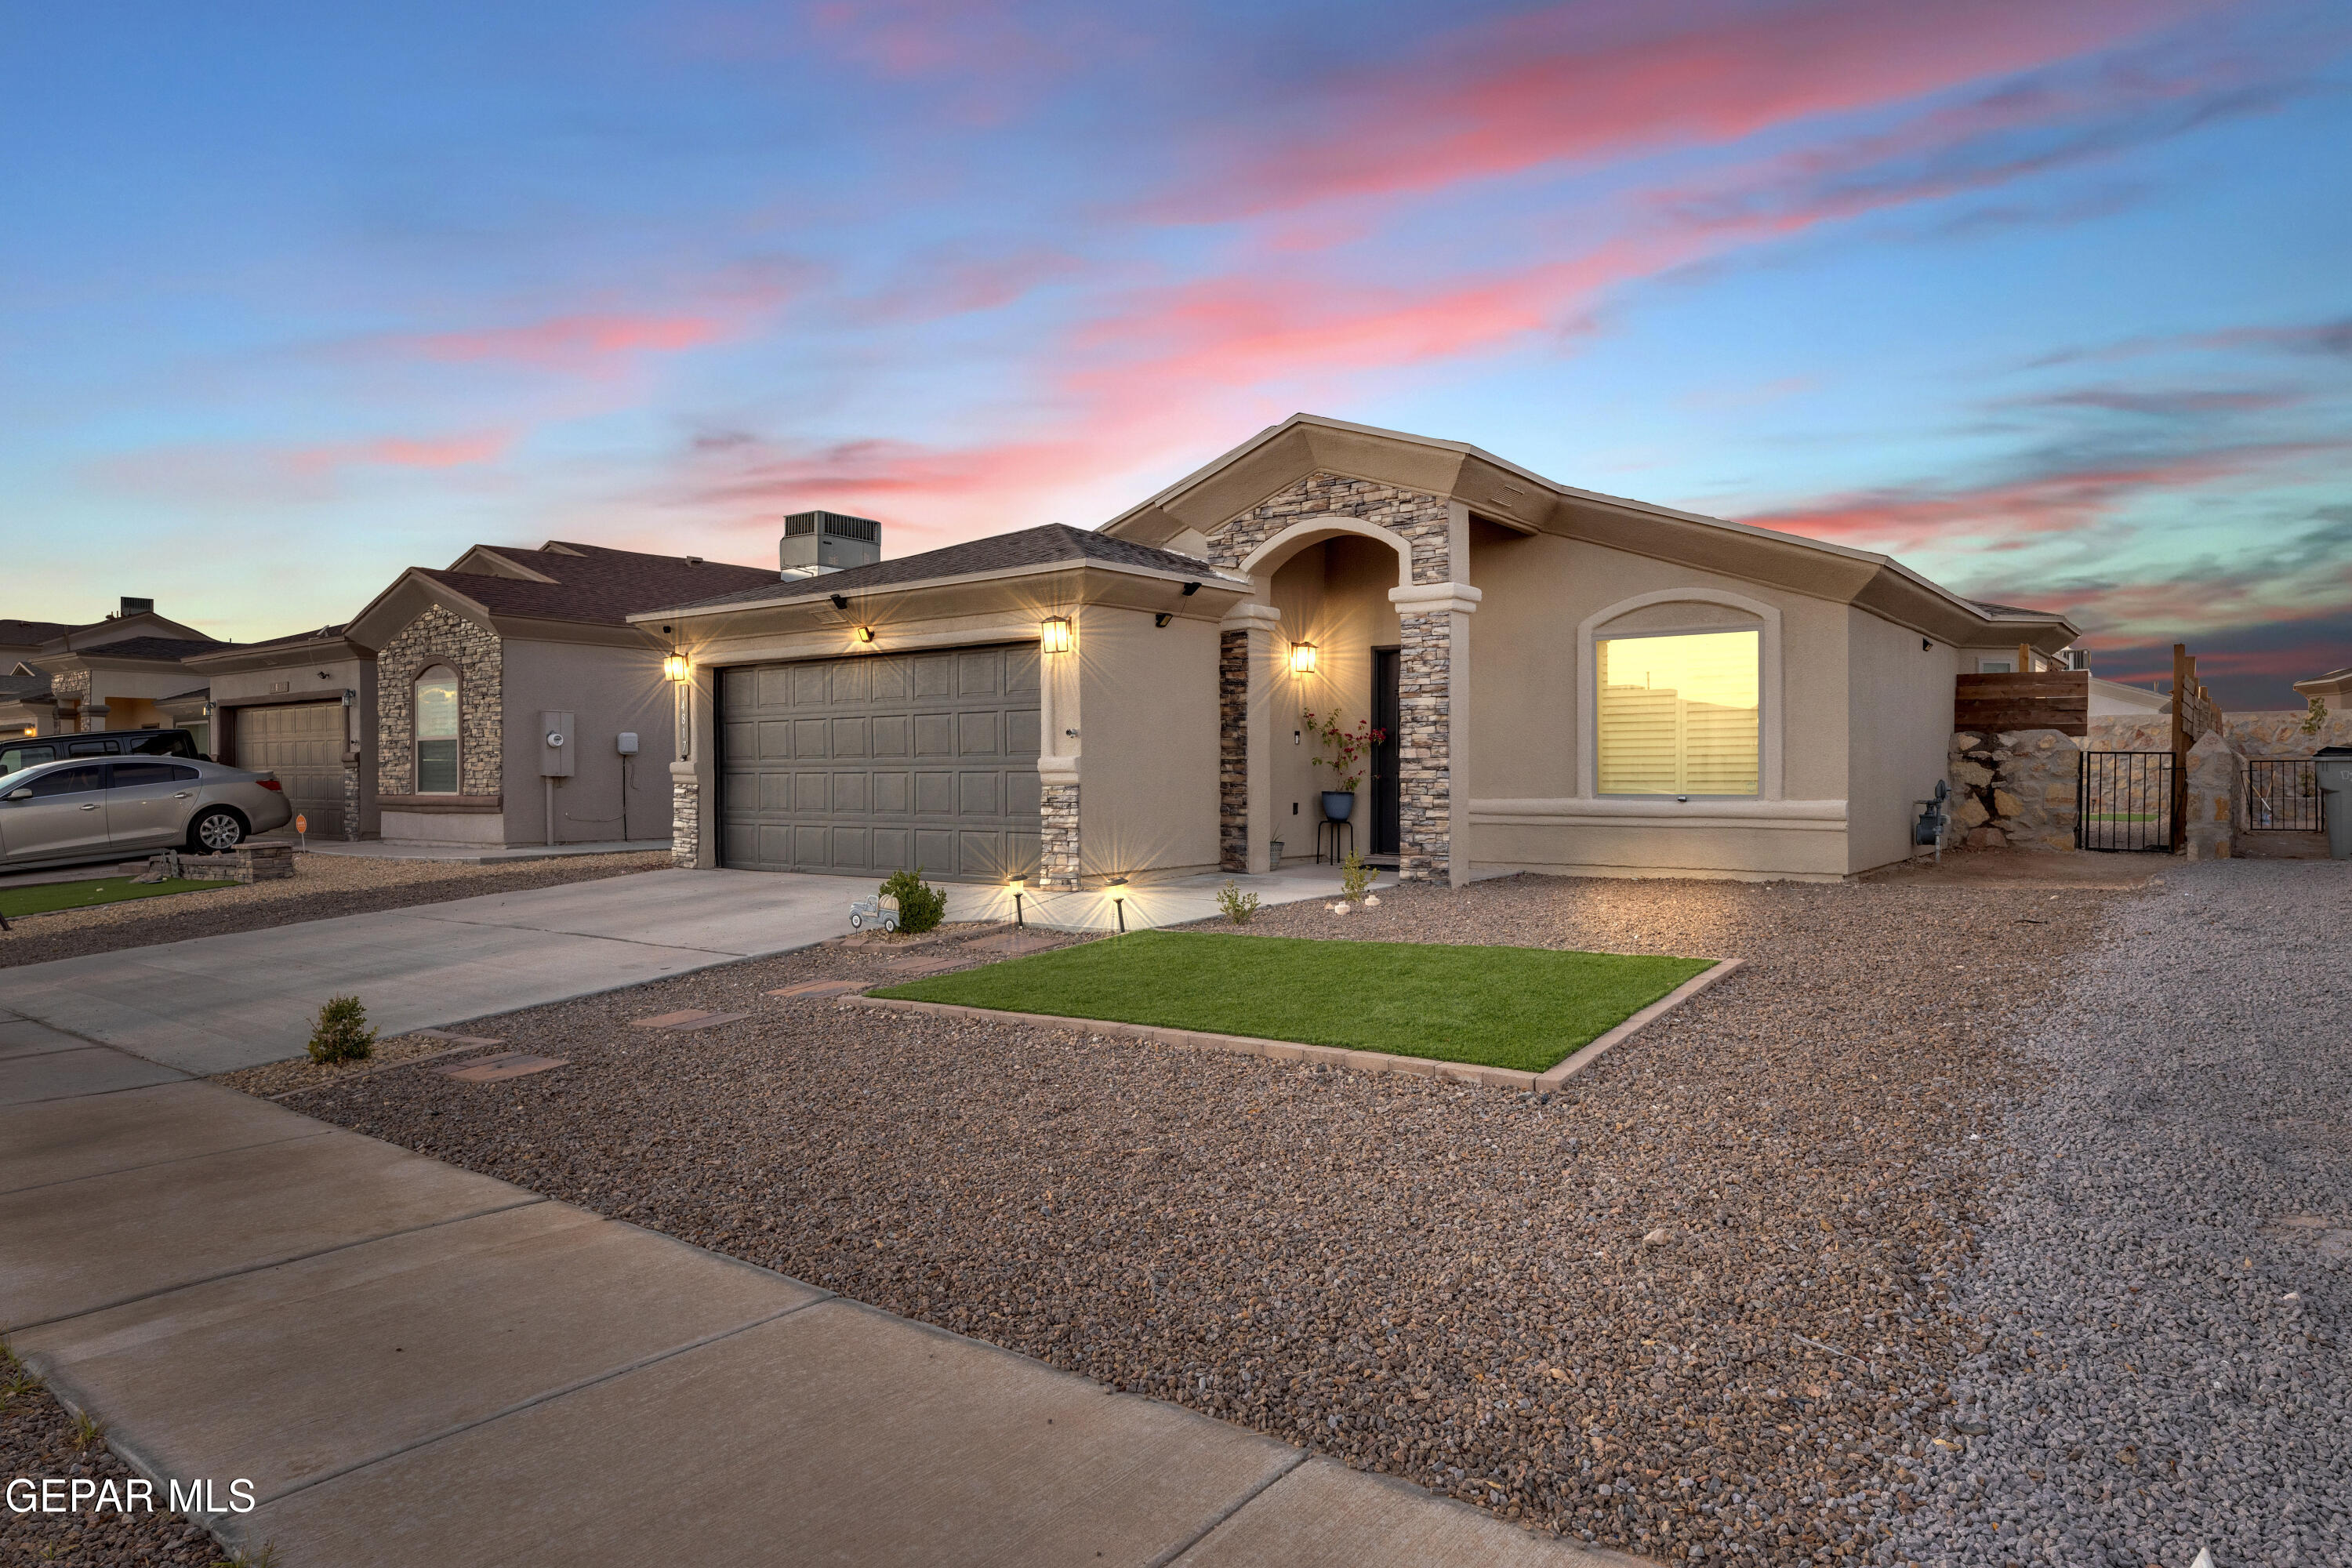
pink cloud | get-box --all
[1153,0,2220,220]
[93,430,513,506]
[394,314,726,369]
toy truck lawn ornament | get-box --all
[849,894,899,933]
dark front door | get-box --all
[1370,646,1400,857]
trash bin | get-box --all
[2318,746,2352,860]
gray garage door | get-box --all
[234,701,345,838]
[718,644,1041,880]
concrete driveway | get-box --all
[0,868,902,1075]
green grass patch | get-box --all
[0,877,234,919]
[873,930,1714,1073]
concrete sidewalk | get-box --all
[2,867,891,1075]
[1,1035,1628,1568]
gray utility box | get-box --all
[2317,746,2352,859]
[781,510,882,574]
[540,711,575,779]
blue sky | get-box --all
[5,0,2349,705]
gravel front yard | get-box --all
[271,872,2118,1566]
[0,850,670,968]
[0,1357,217,1566]
[1878,859,2351,1568]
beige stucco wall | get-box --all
[1072,605,1221,879]
[1463,525,1856,880]
[501,638,676,847]
[1266,537,1401,852]
[1845,607,1963,873]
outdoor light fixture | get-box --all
[1040,616,1073,654]
[1154,612,1172,628]
[830,593,850,611]
[1008,873,1027,929]
[853,625,875,644]
[663,652,691,682]
[1290,641,1318,675]
[1181,581,1200,596]
[1109,876,1129,934]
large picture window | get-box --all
[1596,630,1759,796]
[414,667,459,793]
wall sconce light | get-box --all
[1040,616,1073,655]
[1289,641,1318,675]
[1108,875,1128,934]
[853,625,875,644]
[662,652,691,682]
[1153,612,1172,629]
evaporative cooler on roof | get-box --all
[780,510,883,575]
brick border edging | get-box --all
[840,958,1742,1093]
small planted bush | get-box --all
[1217,879,1260,924]
[880,868,947,935]
[1339,849,1373,904]
[307,994,376,1065]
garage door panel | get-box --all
[912,713,954,757]
[913,828,957,869]
[957,711,1000,756]
[1005,648,1039,695]
[1007,829,1040,871]
[1006,706,1040,755]
[719,643,1041,880]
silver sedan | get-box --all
[0,756,295,869]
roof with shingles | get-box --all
[421,543,778,625]
[644,524,1229,617]
[67,637,231,662]
[0,619,74,645]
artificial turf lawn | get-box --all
[873,930,1714,1073]
[0,877,232,919]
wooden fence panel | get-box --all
[1955,672,2089,737]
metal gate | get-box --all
[2245,759,2321,831]
[2078,751,2173,851]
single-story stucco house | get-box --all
[638,416,2078,887]
[2,601,227,742]
[343,541,780,847]
[182,624,377,840]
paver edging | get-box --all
[839,956,1740,1092]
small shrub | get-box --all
[2303,695,2328,737]
[879,868,946,935]
[307,995,376,1065]
[1216,880,1260,924]
[1339,849,1372,904]
[71,1409,107,1450]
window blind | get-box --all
[1596,630,1759,796]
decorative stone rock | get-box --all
[1039,782,1080,889]
[2183,729,2245,861]
[670,760,699,869]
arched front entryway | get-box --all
[1197,471,1480,885]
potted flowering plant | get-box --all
[1302,708,1385,823]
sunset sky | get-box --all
[5,0,2348,706]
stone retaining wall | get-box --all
[1948,730,2081,851]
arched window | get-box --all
[414,666,459,793]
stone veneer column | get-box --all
[670,759,699,869]
[1038,782,1080,887]
[1218,630,1249,871]
[341,766,361,841]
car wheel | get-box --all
[188,808,246,853]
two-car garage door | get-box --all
[718,644,1041,880]
[234,701,346,839]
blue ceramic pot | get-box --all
[1321,790,1356,822]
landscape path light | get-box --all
[1109,876,1128,933]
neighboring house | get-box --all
[183,625,376,840]
[1,601,224,741]
[641,415,2079,887]
[2089,676,2169,717]
[344,541,779,848]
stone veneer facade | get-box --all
[670,760,699,869]
[1948,729,2082,851]
[1039,783,1080,888]
[1203,472,1456,880]
[376,605,503,797]
[1218,631,1249,872]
